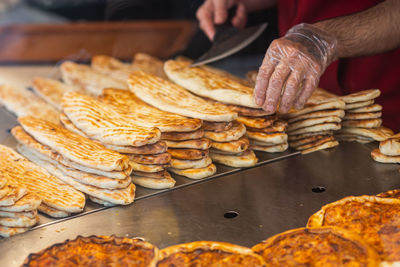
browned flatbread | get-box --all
[204,121,246,142]
[132,52,168,79]
[246,131,288,144]
[91,55,139,82]
[59,112,88,137]
[161,128,204,141]
[379,133,400,156]
[225,103,269,117]
[342,118,382,128]
[334,134,375,144]
[236,116,276,129]
[0,225,30,238]
[344,112,382,120]
[305,88,339,105]
[0,210,37,219]
[287,109,345,123]
[371,149,400,163]
[347,103,382,113]
[105,141,168,155]
[169,164,217,179]
[288,131,334,141]
[202,121,233,132]
[288,116,341,132]
[285,100,346,118]
[301,140,339,155]
[210,137,250,154]
[129,152,171,165]
[288,123,341,135]
[295,136,335,151]
[0,185,26,207]
[250,143,288,153]
[131,172,176,190]
[344,100,374,110]
[164,138,211,150]
[210,150,258,167]
[132,170,168,179]
[38,203,70,218]
[130,161,168,173]
[338,126,394,141]
[170,156,212,169]
[246,70,258,86]
[340,89,381,103]
[289,135,331,148]
[246,120,288,133]
[0,193,41,212]
[167,148,208,160]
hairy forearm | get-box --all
[244,0,277,13]
[313,0,400,59]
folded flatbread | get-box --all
[288,109,345,123]
[338,126,393,141]
[91,55,139,82]
[371,149,400,163]
[379,133,400,156]
[340,89,381,103]
[169,164,216,179]
[210,150,258,168]
[132,52,168,79]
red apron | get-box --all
[278,0,400,132]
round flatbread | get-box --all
[169,163,216,179]
[132,170,168,179]
[252,227,380,267]
[344,99,374,110]
[129,161,168,173]
[23,235,159,266]
[164,138,211,150]
[250,143,288,153]
[371,148,400,163]
[301,140,339,155]
[131,172,176,190]
[129,152,171,165]
[161,128,204,141]
[340,89,381,103]
[344,111,382,120]
[295,136,335,151]
[202,121,233,132]
[288,109,345,123]
[246,131,288,145]
[167,148,209,160]
[287,116,341,132]
[204,121,246,142]
[105,141,167,155]
[347,103,382,113]
[170,156,212,170]
[226,103,269,117]
[236,116,276,129]
[210,137,249,154]
[158,241,266,267]
[289,135,330,148]
[246,120,288,133]
[0,176,7,190]
[288,123,341,135]
[210,150,258,168]
[379,133,400,156]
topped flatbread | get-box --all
[91,55,139,82]
[164,60,258,108]
[128,71,237,122]
[62,91,161,146]
[340,89,381,103]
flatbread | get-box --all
[164,60,258,108]
[250,143,288,153]
[305,88,339,105]
[225,103,269,117]
[210,137,249,154]
[202,121,233,132]
[210,150,258,167]
[246,120,288,133]
[287,109,345,123]
[340,89,381,103]
[89,196,115,207]
[59,112,88,137]
[287,116,341,132]
[60,61,127,96]
[161,129,204,141]
[0,193,41,212]
[334,134,375,144]
[0,185,11,200]
[246,131,288,144]
[0,215,38,228]
[338,126,394,141]
[342,118,382,128]
[0,145,85,213]
[99,88,202,133]
[294,136,335,151]
[131,173,176,190]
[130,161,167,173]
[204,121,246,142]
[0,210,37,219]
[347,103,382,113]
[129,153,171,165]
[0,176,7,189]
[0,225,29,238]
[371,149,400,163]
[246,70,257,86]
[301,140,339,155]
[18,117,130,172]
[38,203,70,218]
[379,133,400,156]
[132,52,168,79]
[289,135,331,148]
[0,85,60,124]
[170,156,212,170]
[167,148,208,160]
[285,100,346,118]
[104,141,168,155]
[164,138,211,150]
[288,131,334,141]
[252,227,380,267]
[128,71,237,122]
[345,100,375,110]
[344,112,382,120]
[32,77,78,111]
[288,123,341,135]
[0,185,26,206]
[131,170,168,179]
[62,92,161,146]
[169,164,217,179]
[236,116,276,129]
[91,55,140,82]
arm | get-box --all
[254,0,400,114]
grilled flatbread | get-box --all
[301,140,339,155]
[99,89,202,133]
[294,136,335,151]
[129,153,171,165]
[169,164,216,179]
[250,143,288,153]
[338,126,393,141]
[0,145,85,213]
[289,135,331,148]
[128,71,237,122]
[342,118,382,128]
[246,131,288,144]
[132,170,168,179]
[158,241,266,267]
[0,193,41,212]
[0,210,37,219]
[347,103,382,113]
[59,112,88,137]
[18,117,130,172]
[307,195,400,263]
[202,121,233,132]
[0,215,38,228]
[0,186,11,200]
[105,141,168,155]
[32,77,78,111]
[288,131,334,141]
[246,120,288,133]
[371,149,400,163]
[345,100,375,110]
[344,112,382,120]
[170,156,212,169]
[0,225,29,238]
[167,148,208,160]
[0,185,26,206]
[210,137,249,154]
[285,100,346,118]
[236,116,276,129]
[91,55,140,82]
[62,92,161,146]
[131,173,176,190]
[334,134,374,144]
[164,138,211,150]
[24,235,159,266]
[130,161,167,173]
[0,85,59,124]
[38,203,70,218]
[306,88,339,105]
[204,121,246,142]
[0,177,7,189]
[132,52,168,79]
[89,196,115,207]
[252,227,379,267]
[161,129,204,141]
[379,133,400,156]
[210,150,258,167]
[340,89,381,103]
[288,116,341,132]
[60,61,127,96]
[288,123,341,135]
[287,109,345,123]
[225,103,268,117]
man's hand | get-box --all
[196,0,247,40]
[253,24,338,114]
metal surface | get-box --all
[1,141,399,266]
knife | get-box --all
[190,7,268,67]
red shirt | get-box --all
[278,0,400,132]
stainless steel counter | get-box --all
[1,140,399,266]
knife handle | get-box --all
[213,5,239,43]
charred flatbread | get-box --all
[345,100,375,110]
[246,131,288,144]
[164,138,211,150]
[91,55,139,82]
[210,150,258,167]
[170,156,212,170]
[23,235,159,267]
[379,133,400,156]
[106,141,167,155]
[371,149,400,163]
[250,143,288,153]
[167,148,208,160]
[342,118,382,128]
[288,116,341,132]
[210,137,249,154]
[129,153,171,165]
[340,89,381,103]
[161,129,204,141]
[202,121,233,132]
[236,116,276,129]
[288,123,341,135]
[169,164,216,179]
[338,126,393,141]
[204,121,246,142]
[131,172,176,190]
[287,109,345,123]
[347,103,382,113]
[252,227,379,267]
[301,140,339,155]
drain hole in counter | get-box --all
[312,186,326,193]
[224,211,239,219]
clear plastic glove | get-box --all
[253,23,338,114]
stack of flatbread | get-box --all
[91,55,140,82]
[12,116,135,207]
[132,52,168,79]
[336,89,392,143]
[283,88,344,154]
[371,133,400,163]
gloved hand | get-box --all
[196,0,247,40]
[253,23,338,113]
